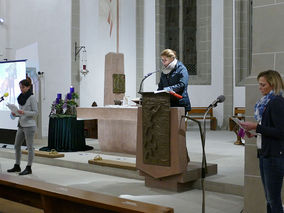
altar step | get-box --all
[0,148,243,196]
[89,157,218,192]
[142,162,217,192]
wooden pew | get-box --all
[187,107,217,130]
[0,173,174,213]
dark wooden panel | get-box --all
[0,185,42,208]
[84,119,98,139]
[0,128,26,145]
[0,174,174,213]
[0,128,17,144]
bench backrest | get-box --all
[188,107,213,117]
[234,107,245,116]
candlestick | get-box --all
[67,93,72,100]
[57,93,62,99]
[70,86,74,94]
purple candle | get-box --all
[56,98,60,104]
[57,93,62,99]
[67,93,72,100]
[70,86,74,94]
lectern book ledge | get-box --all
[21,150,65,158]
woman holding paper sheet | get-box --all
[158,49,191,113]
[7,79,38,175]
[241,70,284,213]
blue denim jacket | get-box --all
[158,61,191,112]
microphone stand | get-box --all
[138,76,148,95]
[0,97,5,103]
[182,106,212,213]
[138,70,160,94]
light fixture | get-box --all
[80,48,89,76]
[0,18,4,24]
[75,42,90,76]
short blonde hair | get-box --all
[257,70,284,95]
[160,49,177,59]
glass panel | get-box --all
[156,0,211,85]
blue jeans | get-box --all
[259,155,284,213]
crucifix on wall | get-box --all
[100,0,120,53]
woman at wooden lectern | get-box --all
[158,49,191,114]
[7,79,38,175]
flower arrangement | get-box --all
[50,86,79,117]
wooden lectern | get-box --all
[136,92,217,191]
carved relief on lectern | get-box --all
[142,93,171,166]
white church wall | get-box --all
[119,0,137,101]
[1,0,72,136]
[16,43,40,73]
[232,0,246,110]
[234,86,245,108]
[142,0,156,93]
[79,0,136,106]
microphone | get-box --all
[208,95,225,108]
[0,92,9,99]
[0,92,8,102]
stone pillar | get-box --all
[222,0,233,129]
[244,76,265,213]
[104,52,125,105]
[71,0,80,103]
[244,1,284,212]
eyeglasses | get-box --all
[161,58,169,63]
